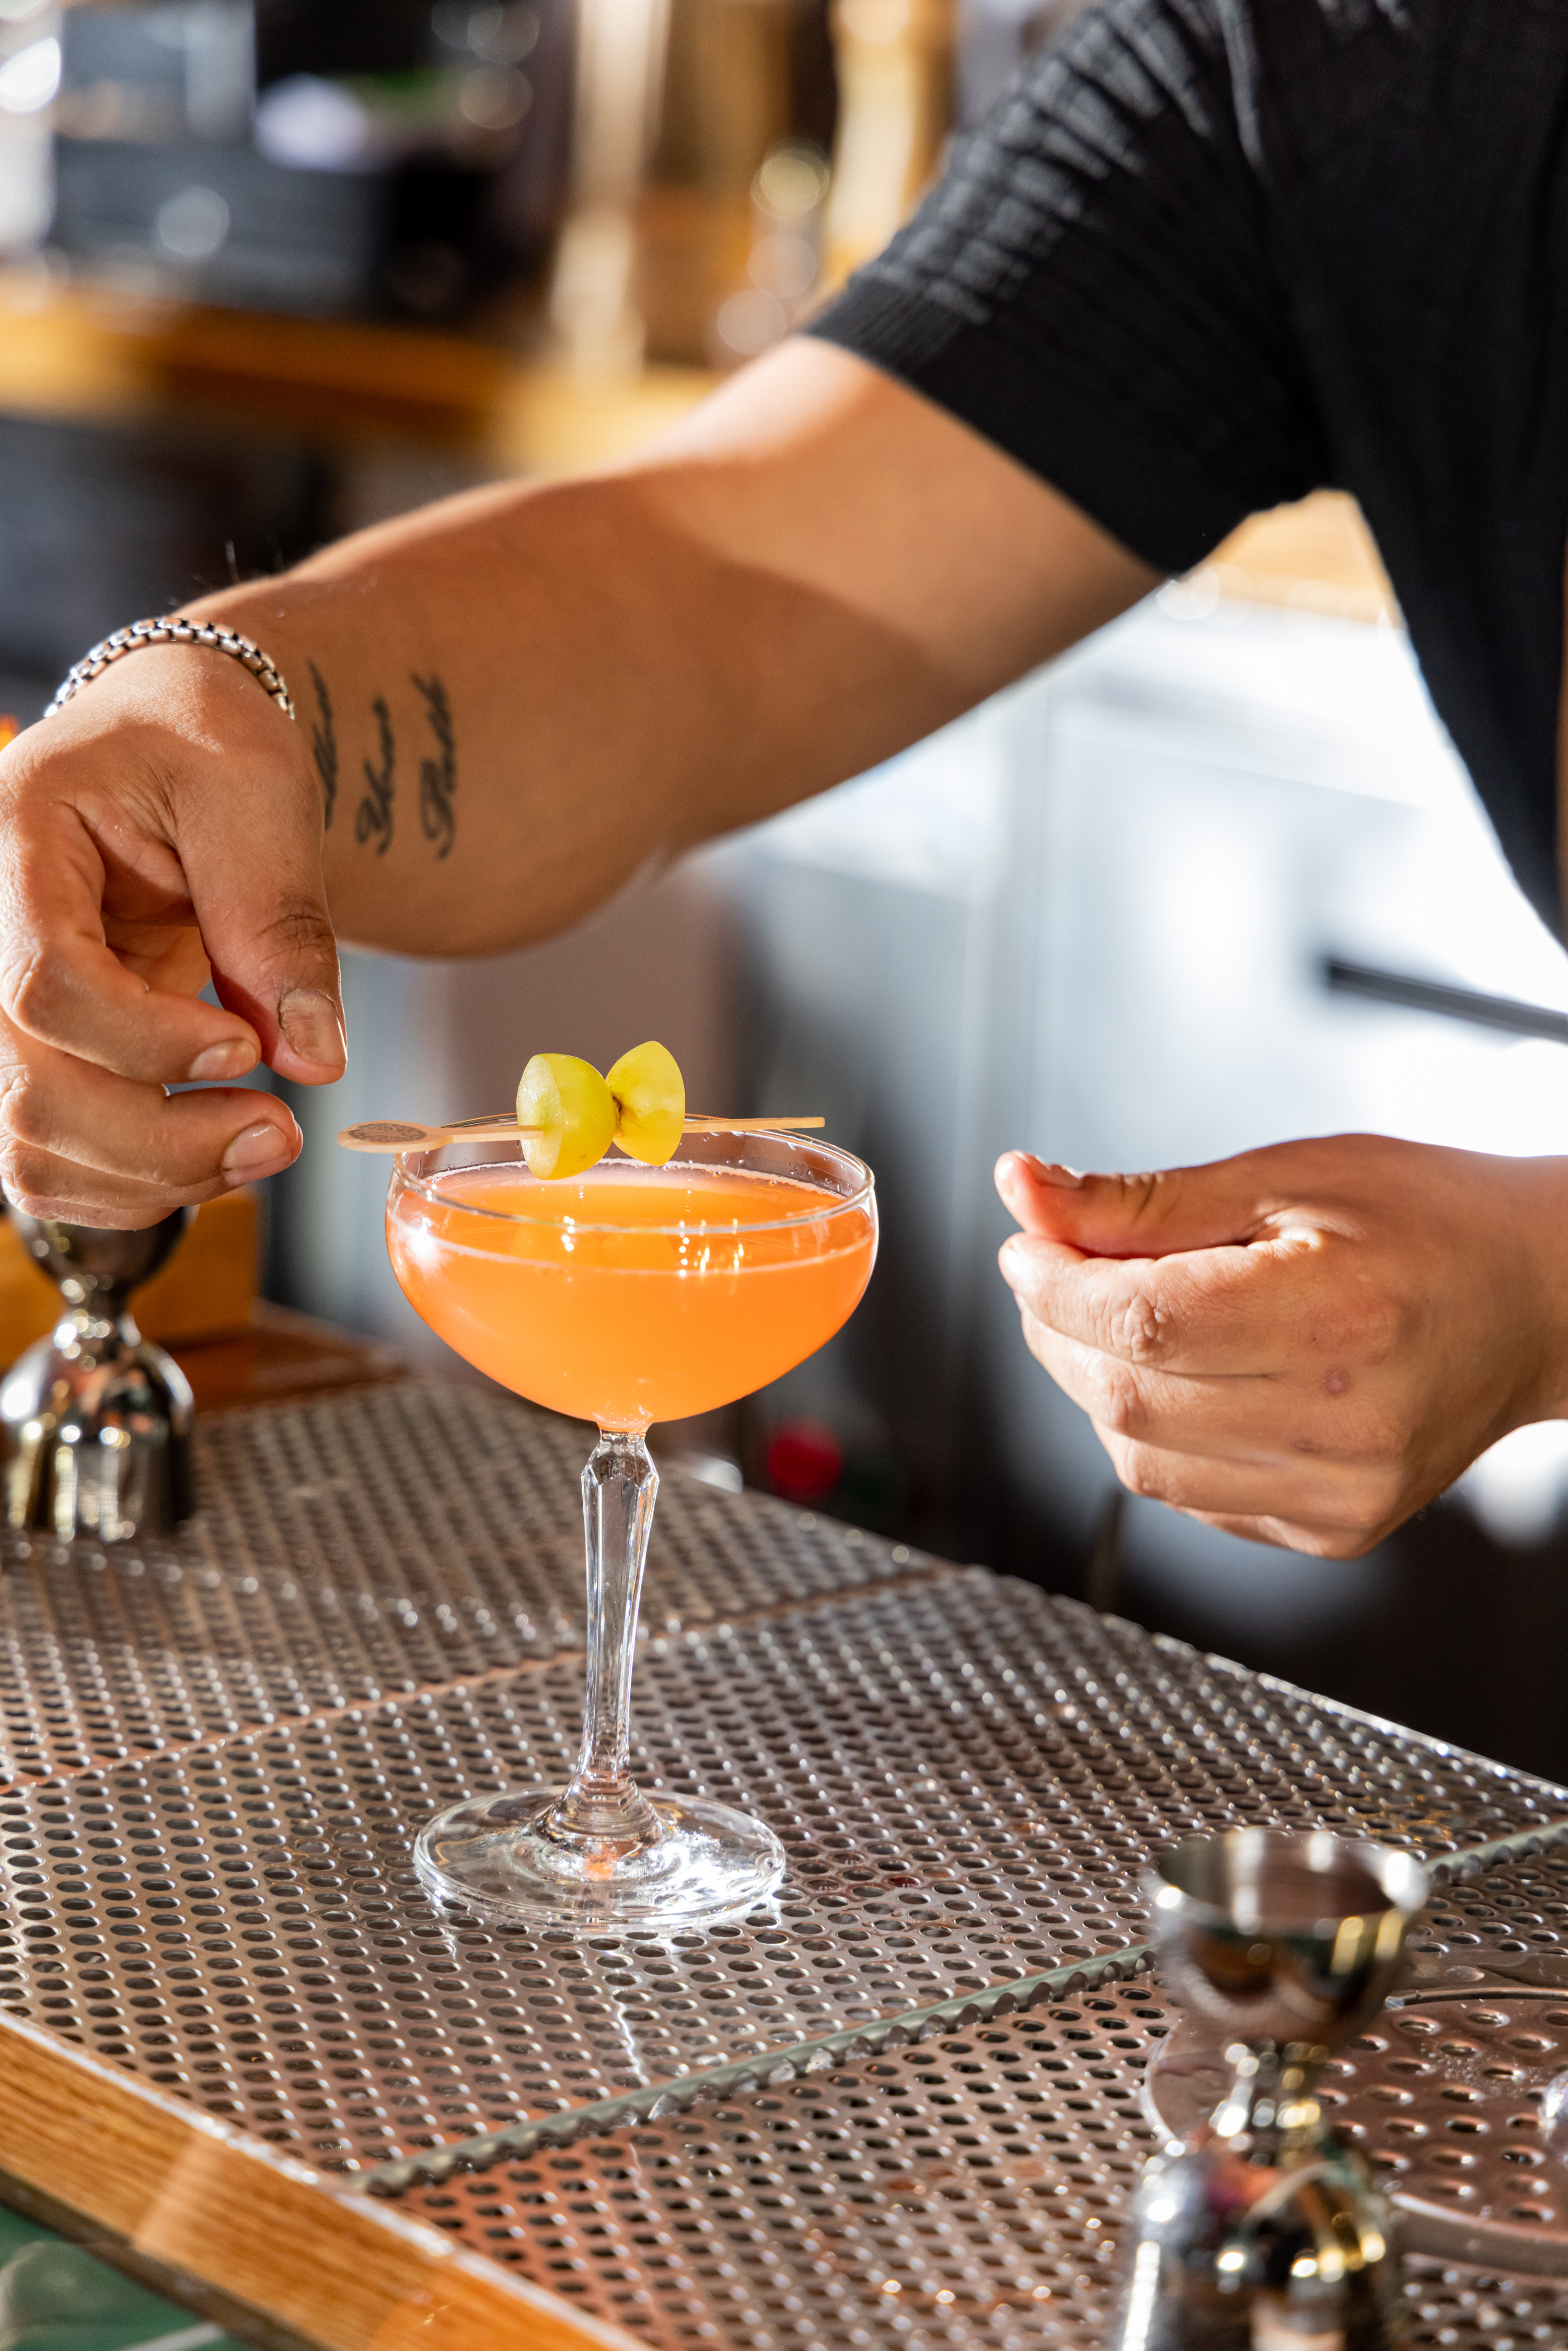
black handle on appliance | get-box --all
[1321,955,1568,1045]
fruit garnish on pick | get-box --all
[606,1041,686,1167]
[337,1036,823,1160]
[516,1053,618,1180]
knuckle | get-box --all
[1310,1469,1402,1548]
[257,903,337,966]
[0,1143,67,1216]
[10,1195,79,1225]
[1121,1168,1174,1228]
[1104,1285,1175,1368]
[1094,1364,1152,1442]
[0,946,62,1042]
[1115,1440,1172,1503]
[0,1061,39,1146]
[1311,1291,1408,1371]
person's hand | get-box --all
[995,1134,1568,1557]
[0,644,344,1227]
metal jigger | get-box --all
[0,1202,194,1542]
[1113,1828,1427,2351]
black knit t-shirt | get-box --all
[811,0,1568,938]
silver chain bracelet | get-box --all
[44,619,297,724]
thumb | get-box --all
[994,1150,1262,1259]
[183,764,347,1087]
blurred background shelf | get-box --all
[0,266,714,464]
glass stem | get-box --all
[547,1428,661,1851]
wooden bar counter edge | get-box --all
[0,1999,640,2351]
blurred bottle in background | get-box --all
[614,0,836,370]
[707,139,829,369]
[820,0,950,287]
[546,0,671,366]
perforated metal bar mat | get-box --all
[0,1383,931,1782]
[0,1382,1560,2195]
[382,1847,1568,2348]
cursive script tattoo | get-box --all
[356,696,395,854]
[308,660,338,828]
[412,671,456,859]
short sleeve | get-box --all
[810,0,1330,574]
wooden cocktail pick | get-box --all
[338,1119,524,1151]
[337,1114,826,1154]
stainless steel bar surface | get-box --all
[0,1380,1559,2342]
[384,1843,1568,2347]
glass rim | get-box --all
[388,1116,877,1236]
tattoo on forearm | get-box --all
[412,672,456,860]
[308,661,338,828]
[356,697,395,854]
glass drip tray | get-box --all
[1145,1956,1568,2276]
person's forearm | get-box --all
[186,341,1156,958]
[189,469,954,955]
[0,338,1156,1228]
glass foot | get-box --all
[414,1790,786,1931]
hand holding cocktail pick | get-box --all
[1111,1828,1425,2351]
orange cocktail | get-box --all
[385,1125,877,1932]
[388,1161,875,1430]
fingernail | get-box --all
[999,1236,1026,1286]
[222,1121,295,1182]
[188,1039,256,1082]
[1024,1156,1083,1188]
[279,988,345,1072]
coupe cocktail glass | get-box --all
[386,1122,878,1930]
